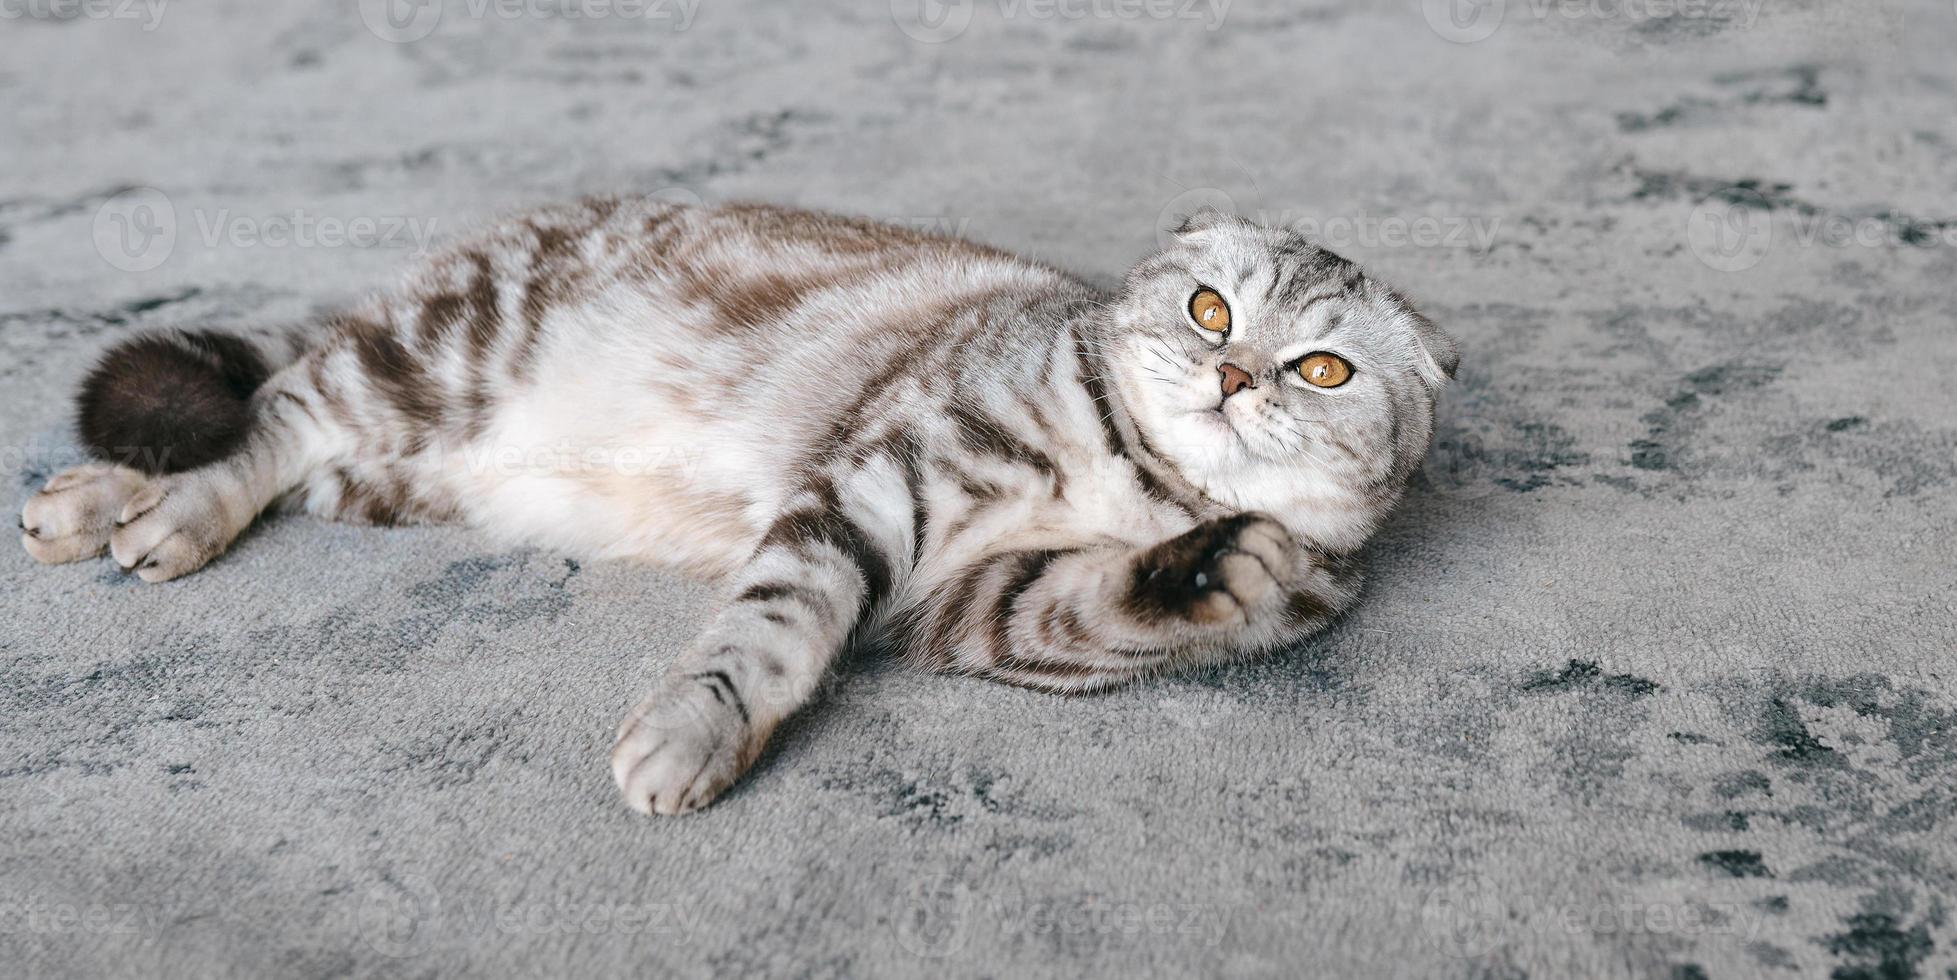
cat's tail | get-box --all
[76,325,312,475]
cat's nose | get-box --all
[1218,361,1256,398]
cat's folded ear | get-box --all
[1405,310,1461,386]
[1171,207,1239,239]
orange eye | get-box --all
[1188,288,1230,333]
[1297,352,1352,388]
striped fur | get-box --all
[20,199,1457,814]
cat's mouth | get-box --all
[1189,406,1255,455]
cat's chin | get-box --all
[1183,404,1280,464]
[1128,408,1263,499]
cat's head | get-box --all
[1103,210,1459,550]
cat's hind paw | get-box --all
[20,463,150,565]
[107,471,243,583]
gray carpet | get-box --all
[4,1,1954,977]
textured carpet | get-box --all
[3,1,1954,977]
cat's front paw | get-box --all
[610,672,760,816]
[1130,513,1296,626]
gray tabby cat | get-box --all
[19,198,1458,815]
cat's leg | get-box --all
[611,500,902,816]
[913,513,1360,691]
[108,371,347,582]
[22,362,345,582]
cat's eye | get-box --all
[1188,288,1230,334]
[1297,352,1353,388]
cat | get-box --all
[19,197,1459,815]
